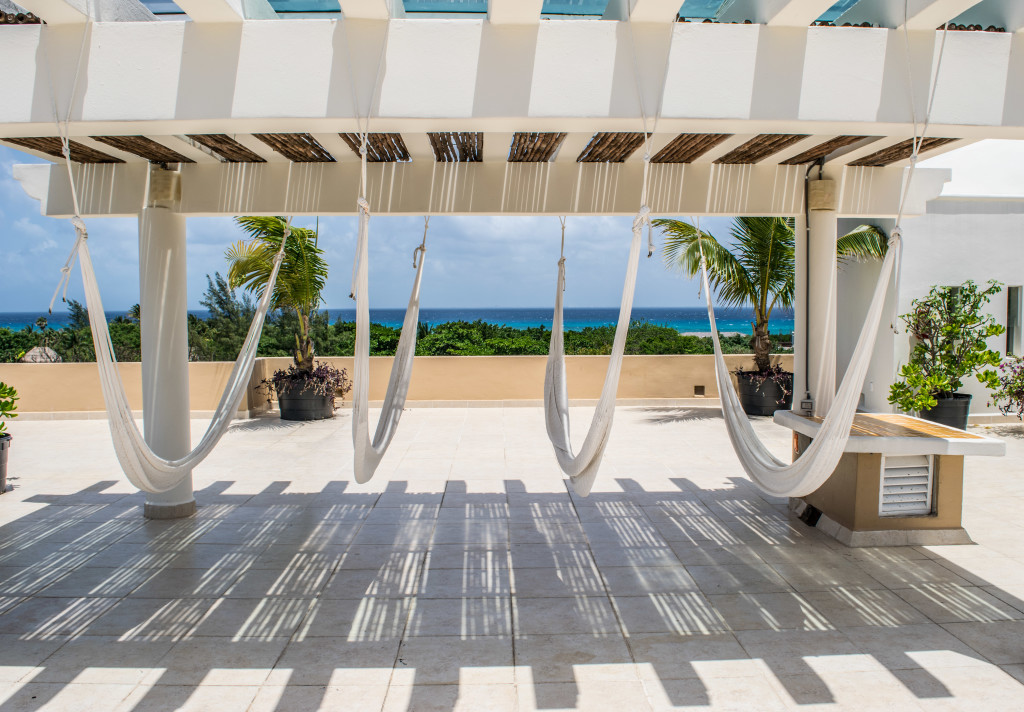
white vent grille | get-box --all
[879,455,934,517]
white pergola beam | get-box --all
[338,0,398,20]
[14,159,949,219]
[16,0,154,23]
[902,1,986,30]
[487,0,542,24]
[173,0,277,22]
[626,0,682,23]
[719,0,835,26]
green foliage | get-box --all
[888,280,1005,413]
[655,216,886,373]
[989,357,1024,420]
[0,381,17,434]
[227,216,328,371]
[191,273,256,361]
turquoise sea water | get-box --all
[1,307,794,336]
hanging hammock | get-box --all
[52,208,291,494]
[694,4,951,498]
[351,207,428,484]
[698,225,899,497]
[545,211,649,497]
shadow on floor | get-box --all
[0,476,1019,711]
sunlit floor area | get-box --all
[0,406,1022,711]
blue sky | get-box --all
[3,140,1022,313]
[0,144,735,313]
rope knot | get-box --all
[357,197,371,216]
[413,244,426,269]
[889,226,903,246]
[360,144,368,157]
[70,216,87,235]
[633,205,651,232]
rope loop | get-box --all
[70,216,87,235]
[357,197,371,216]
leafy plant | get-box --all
[989,357,1024,420]
[0,382,18,435]
[740,363,794,404]
[259,362,352,409]
[227,217,328,372]
[656,217,887,374]
[888,280,1005,413]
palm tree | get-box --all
[654,216,888,373]
[226,216,328,372]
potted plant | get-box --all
[655,216,888,415]
[990,356,1024,420]
[227,216,349,420]
[0,381,18,493]
[888,280,1004,430]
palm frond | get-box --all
[837,224,888,264]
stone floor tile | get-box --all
[395,636,514,685]
[297,597,412,640]
[322,565,423,599]
[0,596,118,639]
[513,596,620,637]
[0,635,68,683]
[30,636,175,685]
[648,673,789,711]
[405,596,511,638]
[769,671,928,711]
[842,623,992,670]
[88,597,214,640]
[248,683,390,712]
[734,629,866,676]
[708,592,832,632]
[192,597,311,640]
[382,682,516,712]
[600,565,698,596]
[517,679,653,712]
[686,564,791,595]
[1,682,138,712]
[513,633,636,683]
[941,621,1024,665]
[143,636,289,686]
[268,637,401,687]
[114,683,261,712]
[799,587,930,628]
[614,593,729,635]
[893,584,1024,624]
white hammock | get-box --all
[61,217,290,494]
[698,228,900,498]
[351,204,427,484]
[545,208,649,497]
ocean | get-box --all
[0,307,794,336]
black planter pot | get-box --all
[920,393,972,431]
[0,434,10,494]
[277,388,335,421]
[736,371,794,416]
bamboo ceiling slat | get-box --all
[187,134,266,163]
[715,133,809,164]
[508,132,567,162]
[252,133,335,163]
[780,135,868,165]
[577,132,647,163]
[652,133,732,163]
[2,136,122,164]
[339,133,411,162]
[91,135,194,164]
[848,137,958,167]
[427,132,483,162]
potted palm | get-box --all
[227,216,350,421]
[655,216,887,416]
[0,381,18,493]
[888,280,1004,430]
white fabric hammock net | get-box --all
[351,200,426,483]
[699,229,901,498]
[545,207,649,497]
[68,219,287,494]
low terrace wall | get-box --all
[0,354,793,417]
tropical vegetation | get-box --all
[0,382,17,434]
[889,280,1005,414]
[989,357,1024,420]
[654,216,889,374]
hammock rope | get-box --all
[344,16,428,483]
[696,2,952,497]
[42,8,294,493]
[542,13,673,496]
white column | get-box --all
[139,166,195,519]
[791,210,808,412]
[807,176,838,416]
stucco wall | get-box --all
[0,362,256,416]
[0,354,793,415]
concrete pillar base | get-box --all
[144,500,197,520]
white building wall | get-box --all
[837,199,1024,416]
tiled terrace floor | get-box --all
[1,406,1023,711]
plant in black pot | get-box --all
[889,280,1005,430]
[990,356,1024,420]
[0,381,18,493]
[227,216,351,421]
[655,216,888,416]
